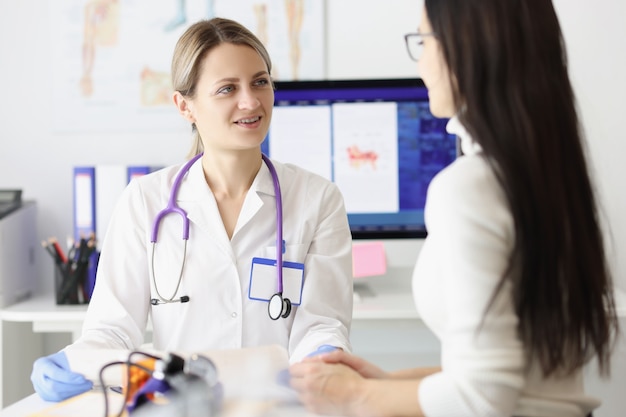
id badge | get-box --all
[248,257,305,305]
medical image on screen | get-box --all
[263,79,457,238]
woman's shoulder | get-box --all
[429,154,501,203]
[426,154,512,233]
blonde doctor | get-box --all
[31,17,353,402]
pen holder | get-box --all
[54,250,100,305]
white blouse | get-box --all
[413,117,599,417]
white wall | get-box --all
[553,0,626,294]
[0,0,624,320]
[326,1,420,79]
[0,0,422,295]
[1,0,623,294]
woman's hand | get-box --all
[289,351,428,417]
[311,349,389,379]
[289,356,370,417]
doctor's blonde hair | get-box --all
[171,18,273,159]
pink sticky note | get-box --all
[352,242,387,278]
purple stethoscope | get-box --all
[149,153,291,320]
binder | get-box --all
[72,167,96,242]
[127,165,152,183]
[74,165,161,250]
[95,165,128,251]
[73,164,162,302]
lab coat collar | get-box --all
[254,158,278,198]
[175,155,277,201]
[446,115,482,156]
[234,157,278,236]
[176,156,214,202]
[174,155,280,242]
[174,157,235,257]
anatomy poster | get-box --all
[49,0,325,131]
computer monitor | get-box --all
[262,78,457,239]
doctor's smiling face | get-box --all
[174,42,274,153]
[171,19,275,158]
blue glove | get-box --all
[277,368,291,387]
[276,345,339,387]
[31,351,93,402]
[306,344,338,358]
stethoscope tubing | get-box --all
[151,153,203,243]
[261,154,284,293]
[150,153,285,306]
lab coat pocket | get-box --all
[265,243,307,263]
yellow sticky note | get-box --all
[352,242,387,278]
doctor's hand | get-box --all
[278,345,340,387]
[31,351,93,402]
[306,344,339,358]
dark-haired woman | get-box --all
[289,1,619,416]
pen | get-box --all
[41,240,64,266]
[41,241,57,261]
[45,233,98,304]
[57,236,97,304]
[49,238,68,264]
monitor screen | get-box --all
[262,78,457,239]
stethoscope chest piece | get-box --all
[268,293,291,320]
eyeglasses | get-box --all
[404,32,436,62]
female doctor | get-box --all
[31,17,353,402]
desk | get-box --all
[3,275,624,412]
[0,394,49,417]
[0,269,432,409]
[0,345,335,417]
[1,295,87,341]
[0,393,328,417]
[0,295,89,408]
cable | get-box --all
[98,350,162,417]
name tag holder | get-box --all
[248,257,305,305]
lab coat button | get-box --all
[231,312,237,318]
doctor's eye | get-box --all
[216,85,235,95]
[253,77,271,88]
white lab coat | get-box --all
[66,157,353,363]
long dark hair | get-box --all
[424,0,618,376]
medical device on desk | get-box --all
[99,350,221,417]
[149,153,293,320]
